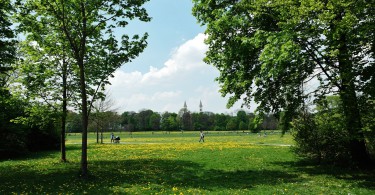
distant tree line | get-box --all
[66,109,279,133]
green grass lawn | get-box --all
[1,131,374,194]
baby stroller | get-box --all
[114,136,120,143]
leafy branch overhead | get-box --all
[193,0,374,112]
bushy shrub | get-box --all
[21,103,60,152]
[0,92,60,158]
[26,123,60,152]
[0,91,29,158]
[0,127,29,158]
[291,96,351,165]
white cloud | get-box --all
[114,71,142,84]
[141,33,208,83]
[107,33,255,114]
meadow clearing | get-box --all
[0,131,374,194]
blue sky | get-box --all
[117,0,203,73]
[108,0,255,114]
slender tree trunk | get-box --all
[79,60,88,176]
[61,51,67,162]
[338,34,372,168]
[79,0,89,178]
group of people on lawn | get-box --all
[109,130,205,143]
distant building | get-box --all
[178,101,189,117]
[179,100,204,116]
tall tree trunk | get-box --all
[79,60,88,177]
[61,51,67,162]
[79,0,88,178]
[338,34,372,168]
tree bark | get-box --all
[338,34,372,168]
[61,50,67,162]
[79,0,88,177]
[79,59,88,176]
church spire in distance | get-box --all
[199,100,203,112]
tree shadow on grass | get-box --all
[272,160,375,190]
[0,158,300,194]
[96,159,300,190]
[0,145,82,162]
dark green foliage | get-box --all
[0,92,28,157]
[121,111,137,131]
[0,0,24,158]
[120,110,160,131]
[0,0,17,82]
[192,0,374,167]
[291,97,352,165]
[192,112,214,130]
[17,103,61,153]
[226,118,238,131]
[261,114,278,130]
[149,113,161,131]
[26,125,59,152]
[181,112,193,131]
[358,98,375,160]
[160,112,179,131]
[67,112,83,133]
[0,92,60,158]
[239,121,247,131]
[136,109,154,130]
[121,110,279,132]
[237,110,248,124]
[213,113,228,131]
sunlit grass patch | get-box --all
[1,131,374,194]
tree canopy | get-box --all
[0,0,17,88]
[16,0,151,176]
[193,0,374,167]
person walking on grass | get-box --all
[110,132,115,143]
[199,130,205,142]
